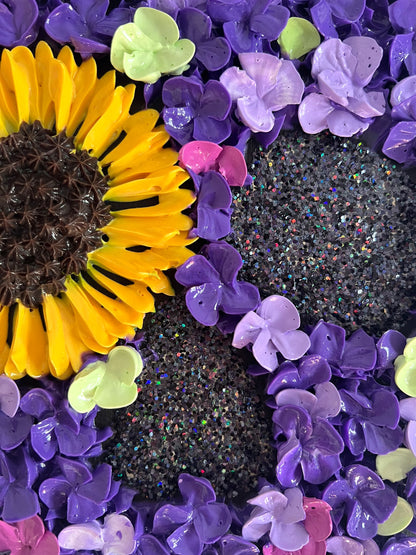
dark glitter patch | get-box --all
[231,131,416,335]
[100,292,275,502]
[0,121,111,308]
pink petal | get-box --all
[262,60,304,111]
[239,52,282,99]
[298,93,335,134]
[178,141,222,174]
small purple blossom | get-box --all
[177,8,231,71]
[220,53,304,138]
[323,464,397,540]
[152,473,232,555]
[207,0,290,54]
[39,457,120,524]
[163,76,232,145]
[242,485,309,551]
[232,295,311,371]
[0,0,39,47]
[299,36,386,137]
[45,0,132,58]
[175,241,260,326]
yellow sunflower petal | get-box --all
[10,46,39,123]
[74,70,116,146]
[49,58,74,133]
[9,304,48,377]
[35,41,57,129]
[1,48,30,126]
[43,295,71,378]
[103,166,189,201]
[89,264,155,315]
[110,189,195,218]
[66,56,97,137]
[81,84,135,157]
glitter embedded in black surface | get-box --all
[231,131,416,335]
[100,292,275,502]
[0,121,110,308]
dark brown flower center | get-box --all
[0,121,111,308]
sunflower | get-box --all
[0,42,195,380]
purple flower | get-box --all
[323,464,397,540]
[0,0,39,47]
[220,53,304,136]
[310,0,366,39]
[177,8,231,71]
[45,0,132,57]
[152,473,232,555]
[339,382,403,456]
[207,0,290,54]
[382,76,416,164]
[175,242,260,326]
[0,445,39,522]
[298,37,386,137]
[0,515,59,555]
[272,403,344,487]
[232,295,311,371]
[242,485,309,551]
[190,170,233,241]
[58,513,135,554]
[163,76,232,145]
[266,355,332,396]
[20,388,111,461]
[39,457,120,524]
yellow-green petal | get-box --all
[278,17,321,59]
[376,448,416,482]
[378,497,414,536]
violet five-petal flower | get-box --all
[152,473,232,555]
[232,295,311,371]
[220,52,304,135]
[45,0,132,57]
[177,8,231,71]
[39,457,120,524]
[0,0,39,47]
[242,485,309,551]
[323,464,397,540]
[272,403,344,487]
[175,241,260,326]
[207,0,290,53]
[163,76,232,145]
[58,513,136,555]
[0,515,59,555]
[299,36,386,137]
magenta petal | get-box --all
[167,523,203,555]
[299,93,335,134]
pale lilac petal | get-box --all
[219,66,257,101]
[232,311,264,349]
[252,328,279,371]
[299,93,335,134]
[344,36,383,86]
[262,60,304,111]
[239,52,282,99]
[236,96,274,133]
[326,108,370,136]
[58,522,103,551]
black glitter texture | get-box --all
[99,292,275,503]
[231,131,416,335]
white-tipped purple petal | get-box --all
[343,36,383,87]
[58,522,103,551]
[298,93,335,134]
[326,107,370,137]
[239,52,282,99]
[262,60,304,111]
[219,66,256,101]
